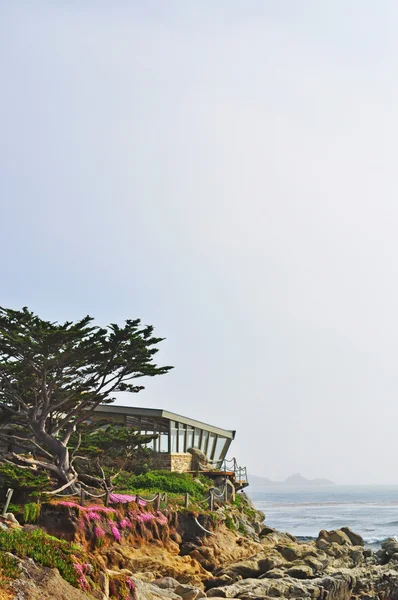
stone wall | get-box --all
[152,452,192,473]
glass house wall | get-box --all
[93,405,235,467]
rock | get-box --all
[304,556,325,573]
[276,543,301,561]
[175,583,206,599]
[187,448,213,471]
[171,532,183,545]
[317,529,352,546]
[316,538,330,551]
[180,542,198,556]
[259,526,276,537]
[4,512,21,526]
[134,578,182,600]
[286,564,314,579]
[258,556,281,573]
[340,527,365,546]
[259,568,285,579]
[154,577,181,590]
[382,538,398,557]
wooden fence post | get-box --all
[163,493,167,506]
[2,489,13,517]
[155,494,161,511]
[184,493,189,509]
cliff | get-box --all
[2,494,398,599]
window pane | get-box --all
[186,428,194,450]
[201,430,209,454]
[160,432,169,452]
[178,425,186,452]
[214,437,227,462]
[194,428,201,448]
[170,427,178,452]
[208,432,216,461]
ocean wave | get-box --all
[365,535,398,545]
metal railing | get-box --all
[219,457,248,486]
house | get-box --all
[93,404,248,489]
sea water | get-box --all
[247,485,398,547]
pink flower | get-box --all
[126,577,135,591]
[156,511,168,525]
[86,511,101,520]
[110,523,121,542]
[94,526,105,538]
[73,562,90,591]
[119,518,131,529]
[109,493,147,506]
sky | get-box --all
[1,1,398,484]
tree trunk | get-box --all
[30,425,79,494]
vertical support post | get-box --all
[184,493,189,509]
[80,489,85,507]
[163,493,168,506]
[224,480,228,503]
[155,494,161,511]
[2,489,13,517]
[208,490,214,511]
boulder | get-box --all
[259,568,285,579]
[187,448,213,471]
[286,564,314,579]
[317,529,352,546]
[276,543,301,561]
[134,579,182,600]
[154,577,181,590]
[382,538,398,557]
[259,526,276,537]
[175,583,206,600]
[340,527,365,547]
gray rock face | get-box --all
[134,579,182,600]
[174,584,206,600]
[206,528,398,600]
[153,577,181,590]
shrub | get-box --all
[0,552,20,581]
[224,514,236,531]
[114,470,211,499]
[0,528,89,587]
[0,463,51,495]
[23,502,41,523]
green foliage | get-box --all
[70,423,156,465]
[0,306,172,485]
[23,501,41,523]
[233,493,257,521]
[224,514,236,531]
[0,528,87,587]
[0,552,20,580]
[0,462,51,493]
[114,470,211,499]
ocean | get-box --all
[247,485,398,547]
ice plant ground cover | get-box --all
[0,528,90,588]
[56,498,169,542]
[110,493,147,506]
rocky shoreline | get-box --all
[4,494,398,599]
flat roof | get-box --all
[94,405,236,439]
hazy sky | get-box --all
[2,1,398,484]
